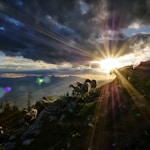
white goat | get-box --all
[0,126,4,135]
[23,108,38,123]
[85,79,97,94]
[86,82,91,95]
[30,108,38,120]
[69,84,81,96]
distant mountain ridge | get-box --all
[0,75,106,109]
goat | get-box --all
[85,79,97,94]
[30,108,38,120]
[69,84,81,96]
[0,126,4,135]
[90,80,97,93]
[70,80,93,98]
[76,81,89,96]
[23,108,38,123]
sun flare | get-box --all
[100,58,121,73]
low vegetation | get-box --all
[0,61,150,150]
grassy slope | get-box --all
[3,61,150,150]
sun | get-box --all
[100,58,121,73]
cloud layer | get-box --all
[0,0,150,74]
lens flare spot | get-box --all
[43,76,51,83]
[4,87,12,93]
[36,77,44,85]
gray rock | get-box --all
[22,139,34,145]
[2,142,15,150]
[9,135,16,141]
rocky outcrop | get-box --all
[1,60,150,150]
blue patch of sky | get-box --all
[79,0,89,15]
[122,26,150,37]
[4,16,24,27]
[59,26,76,36]
[1,14,35,37]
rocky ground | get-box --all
[0,61,150,150]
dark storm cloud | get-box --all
[0,0,95,63]
[106,0,150,30]
[31,0,150,39]
[0,0,150,65]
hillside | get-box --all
[0,61,150,150]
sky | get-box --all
[0,0,150,79]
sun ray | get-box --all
[112,69,150,118]
[86,85,106,149]
[86,64,150,149]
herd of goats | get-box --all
[20,79,97,126]
[0,79,97,136]
[22,79,97,124]
[69,79,97,98]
